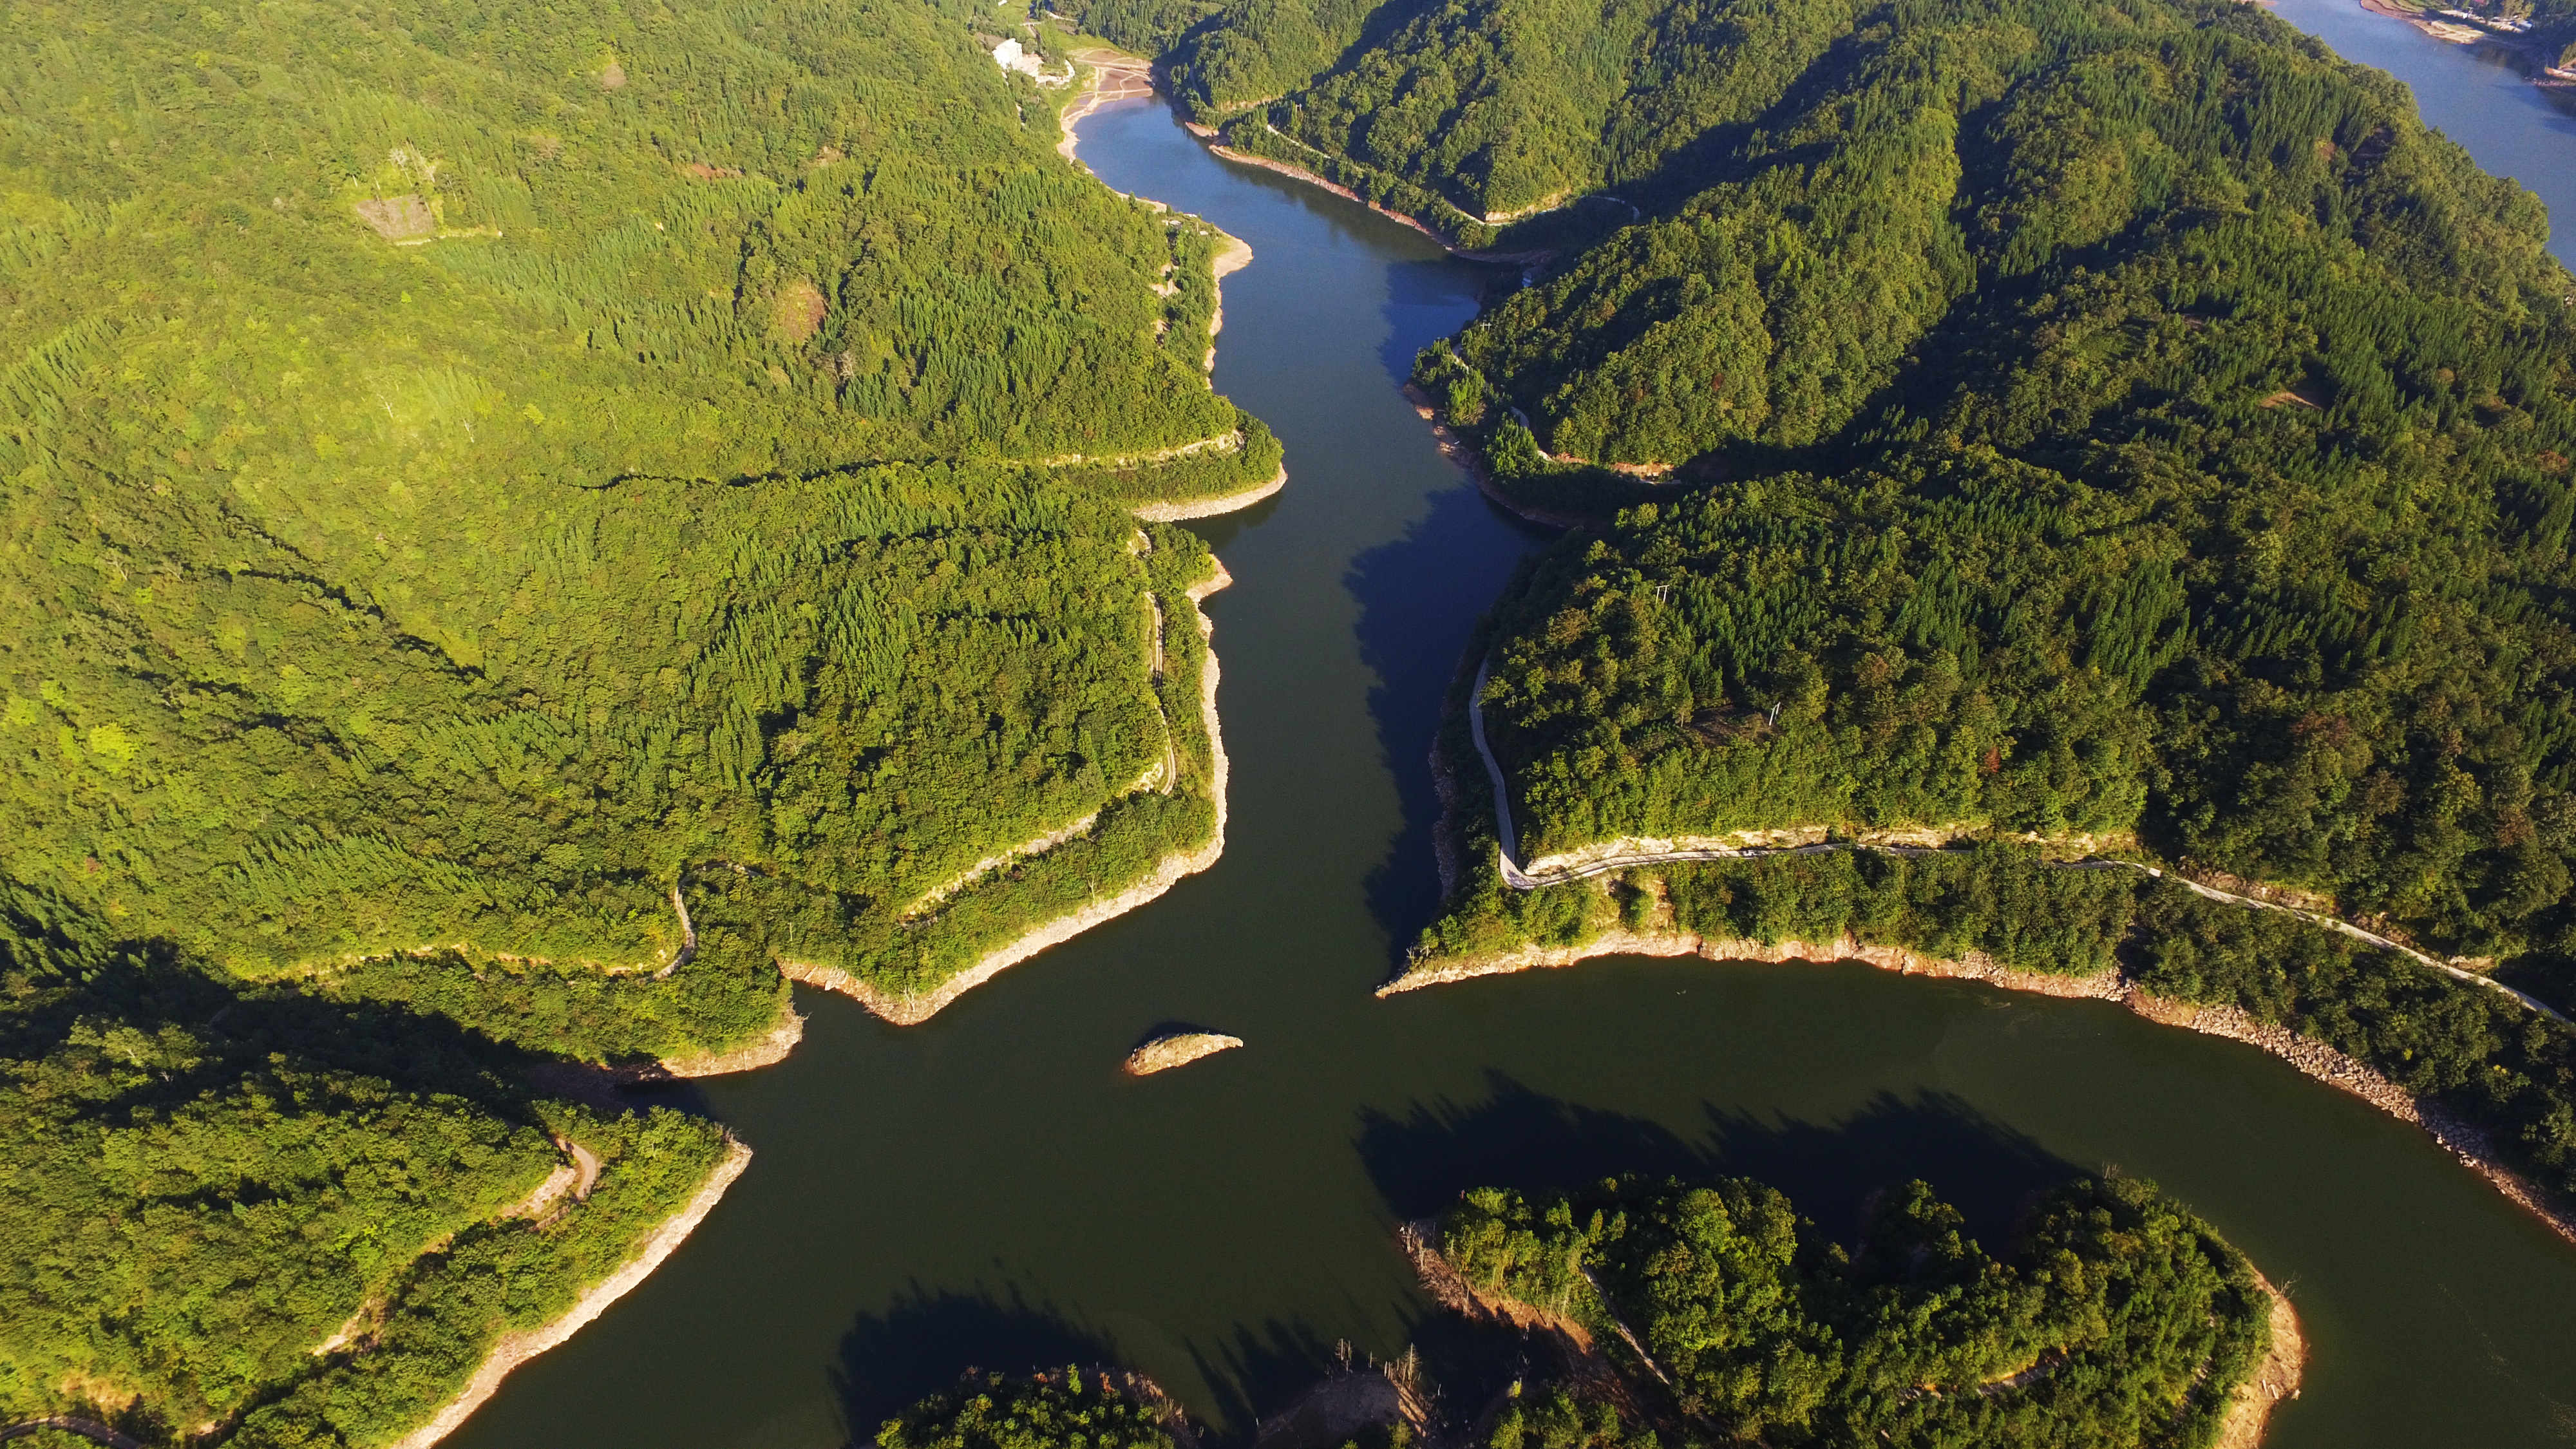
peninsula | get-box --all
[885,1171,2298,1449]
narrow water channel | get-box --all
[446,43,2576,1449]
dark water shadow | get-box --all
[1697,1094,2072,1252]
[831,1286,1123,1446]
[1355,1072,2076,1251]
[1131,1018,1229,1050]
[1175,489,1283,554]
[1356,1072,1715,1222]
[1184,1308,1526,1447]
[1345,486,1553,974]
[1184,1316,1343,1443]
[1376,258,1506,386]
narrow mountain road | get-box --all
[1468,661,2571,1025]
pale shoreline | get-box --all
[655,1011,804,1077]
[1193,136,1551,263]
[2222,1274,2307,1449]
[1068,51,1548,265]
[1131,461,1285,521]
[1401,384,1593,528]
[1057,48,1153,164]
[786,561,1235,1025]
[1056,52,1280,518]
[1202,140,1460,248]
[343,90,1253,1449]
[774,58,1261,1024]
[388,1138,755,1449]
[1383,929,2576,1247]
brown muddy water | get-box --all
[444,57,2576,1449]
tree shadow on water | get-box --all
[1356,1071,2078,1251]
[1358,1072,1709,1220]
[1183,1309,1529,1447]
[1345,489,1551,978]
[832,1287,1122,1446]
[1183,1316,1343,1441]
[1377,258,1498,388]
[1698,1094,2074,1251]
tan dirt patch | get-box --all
[773,279,826,342]
[2215,1273,2305,1449]
[355,195,434,242]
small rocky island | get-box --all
[1123,1032,1244,1076]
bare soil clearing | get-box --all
[1058,49,1153,164]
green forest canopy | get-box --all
[2,0,1272,1439]
[1154,0,2576,972]
[1132,0,2576,1230]
[1440,1171,2273,1448]
[860,1166,2274,1449]
[0,958,737,1448]
[3,0,1272,1016]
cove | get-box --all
[442,66,2576,1449]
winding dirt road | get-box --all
[1466,661,2569,1025]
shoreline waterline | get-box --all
[1396,1208,2305,1446]
[1383,926,2576,1249]
[1132,463,1285,522]
[389,1139,755,1449]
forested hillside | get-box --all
[1167,0,2576,965]
[1444,0,2576,969]
[1,0,1271,1437]
[1096,0,2576,1224]
[1436,1171,2278,1447]
[1063,0,1396,120]
[0,954,738,1448]
[1,0,1271,1020]
[879,1172,2279,1449]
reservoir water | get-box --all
[448,22,2576,1449]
